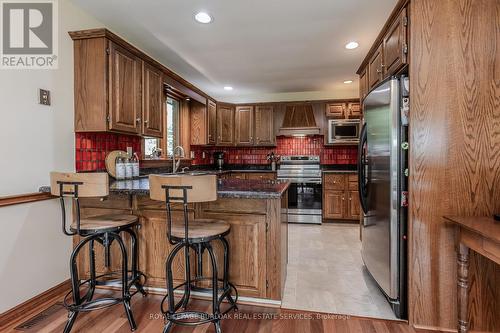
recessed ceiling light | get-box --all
[194,12,212,24]
[343,80,353,84]
[223,86,233,91]
[345,41,359,49]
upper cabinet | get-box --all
[357,2,409,102]
[208,100,217,145]
[217,104,235,146]
[71,29,204,139]
[142,62,164,137]
[235,106,254,146]
[254,105,275,146]
[108,43,142,135]
[383,7,408,77]
[368,44,384,90]
[325,101,361,119]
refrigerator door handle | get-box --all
[358,122,369,214]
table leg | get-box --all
[457,243,470,333]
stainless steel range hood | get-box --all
[279,104,320,136]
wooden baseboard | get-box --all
[0,279,71,331]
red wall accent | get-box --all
[75,133,142,172]
[191,135,357,166]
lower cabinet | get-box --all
[228,172,276,180]
[322,173,360,221]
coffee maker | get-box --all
[213,151,224,170]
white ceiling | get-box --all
[70,0,397,103]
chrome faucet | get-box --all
[172,146,185,173]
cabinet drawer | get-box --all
[324,174,346,190]
[246,172,276,180]
[348,174,358,190]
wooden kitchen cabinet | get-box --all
[217,104,235,145]
[325,102,347,118]
[323,173,359,221]
[383,7,408,77]
[254,105,275,146]
[71,30,164,138]
[325,101,362,119]
[323,190,344,219]
[142,62,164,137]
[108,42,142,134]
[228,172,276,180]
[359,68,369,102]
[208,100,217,145]
[347,102,362,119]
[368,43,384,90]
[235,106,254,146]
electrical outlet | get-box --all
[39,89,50,105]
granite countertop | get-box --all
[40,176,290,199]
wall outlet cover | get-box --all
[39,89,51,106]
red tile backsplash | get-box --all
[75,133,142,172]
[191,136,357,166]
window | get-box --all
[143,96,180,159]
[165,97,180,157]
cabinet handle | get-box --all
[144,120,148,124]
[136,117,141,123]
[342,197,345,201]
[376,69,382,73]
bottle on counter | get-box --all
[115,155,126,180]
[132,153,140,178]
[125,155,133,179]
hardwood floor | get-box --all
[0,289,438,333]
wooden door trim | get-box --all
[0,192,55,208]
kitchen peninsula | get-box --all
[41,176,289,302]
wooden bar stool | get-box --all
[149,174,238,333]
[50,172,146,333]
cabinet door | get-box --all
[109,42,142,134]
[142,62,163,138]
[359,68,369,102]
[324,173,346,190]
[217,105,235,145]
[235,106,254,146]
[254,105,275,146]
[326,102,346,118]
[348,190,361,220]
[208,100,217,145]
[347,102,362,119]
[383,7,408,76]
[246,172,276,180]
[323,190,345,219]
[368,43,384,90]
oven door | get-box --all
[287,181,322,224]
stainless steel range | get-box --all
[277,155,322,224]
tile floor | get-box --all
[281,223,397,320]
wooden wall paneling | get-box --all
[409,0,500,331]
[73,37,108,132]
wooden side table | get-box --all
[444,216,500,333]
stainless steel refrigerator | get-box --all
[358,76,408,319]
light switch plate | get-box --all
[39,89,51,105]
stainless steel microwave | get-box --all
[327,119,361,144]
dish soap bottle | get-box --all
[125,155,133,179]
[132,153,140,178]
[115,155,126,180]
